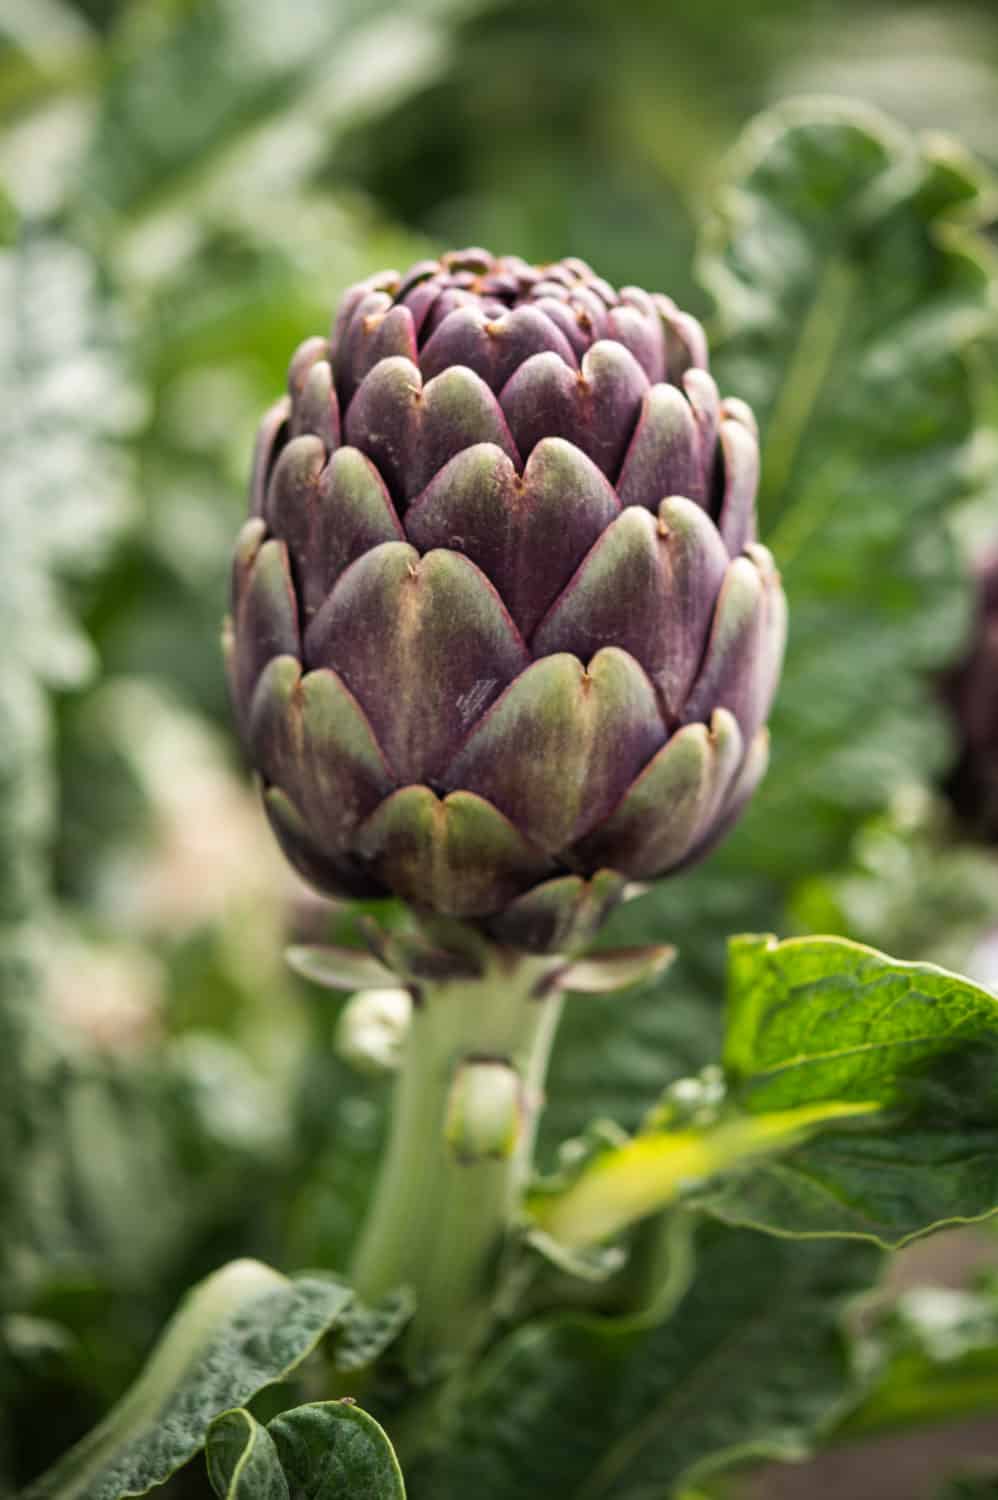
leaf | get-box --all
[23,1260,353,1500]
[841,1283,998,1438]
[702,934,998,1245]
[268,1402,405,1500]
[206,1410,288,1500]
[433,1222,880,1500]
[332,1290,415,1374]
[530,1101,877,1250]
[207,1400,405,1500]
[700,101,995,880]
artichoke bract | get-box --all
[226,249,787,950]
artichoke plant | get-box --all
[226,249,786,951]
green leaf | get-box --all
[332,1290,415,1374]
[206,1401,405,1500]
[206,1410,288,1500]
[841,1283,998,1438]
[703,934,998,1245]
[24,1260,353,1500]
[268,1402,405,1500]
[434,1222,880,1500]
[700,100,995,880]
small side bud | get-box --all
[335,988,411,1076]
[445,1059,523,1163]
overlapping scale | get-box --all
[499,342,648,480]
[346,358,520,506]
[441,649,665,852]
[304,543,529,785]
[404,439,619,638]
[533,498,729,722]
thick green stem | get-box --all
[350,949,562,1374]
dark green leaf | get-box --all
[207,1400,405,1500]
[24,1261,353,1500]
[332,1290,415,1374]
[703,935,998,1244]
[206,1410,288,1500]
[434,1222,880,1500]
[701,101,994,880]
[268,1402,405,1500]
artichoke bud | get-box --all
[445,1058,523,1164]
[227,251,787,949]
[335,987,411,1075]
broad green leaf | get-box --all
[434,1222,880,1500]
[24,1260,353,1500]
[700,101,995,880]
[268,1402,405,1500]
[206,1410,288,1500]
[841,1283,998,1438]
[703,935,998,1244]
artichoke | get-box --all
[226,249,786,950]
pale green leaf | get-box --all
[531,1101,877,1250]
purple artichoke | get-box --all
[944,548,998,840]
[226,249,786,951]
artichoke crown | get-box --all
[227,249,786,951]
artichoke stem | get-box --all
[349,947,563,1376]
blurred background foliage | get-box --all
[3,0,998,1494]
